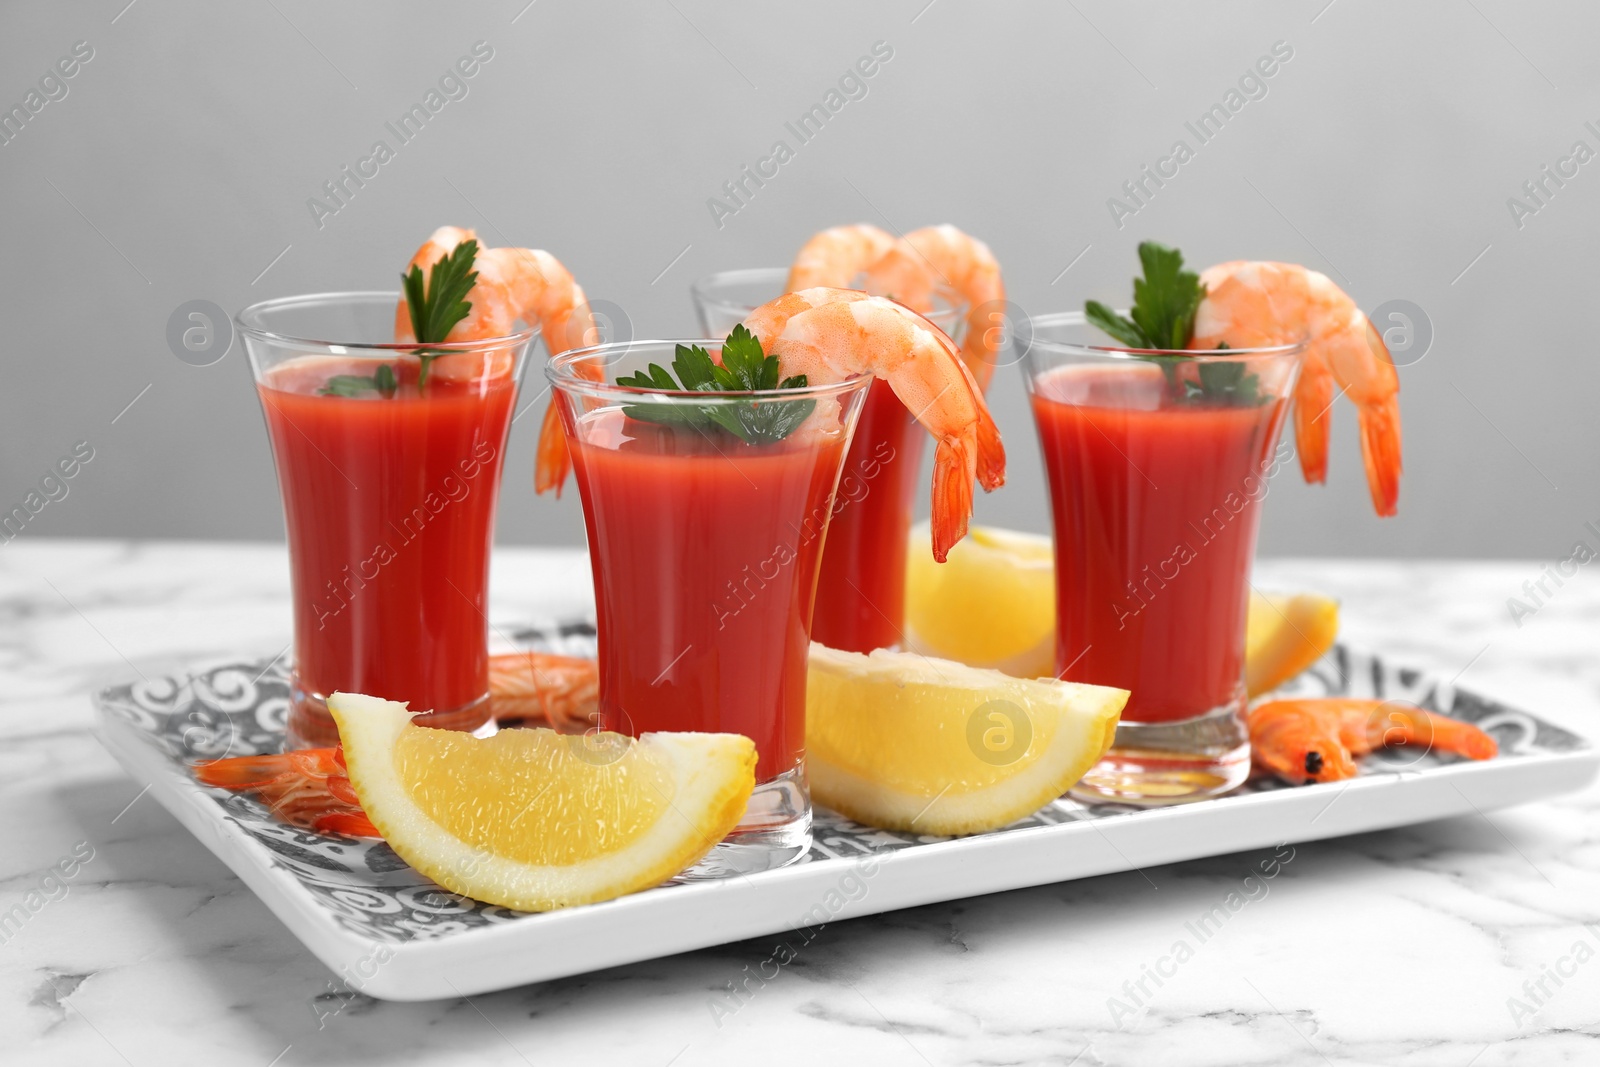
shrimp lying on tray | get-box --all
[741,288,1006,561]
[487,648,599,731]
[193,651,600,839]
[193,746,379,838]
[1190,261,1402,516]
[394,227,600,497]
[1248,698,1498,785]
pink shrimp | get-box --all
[192,652,603,838]
[486,649,599,731]
[393,227,597,493]
[786,223,938,313]
[194,746,378,836]
[891,225,1006,392]
[741,288,1005,561]
[791,223,1007,392]
[1248,698,1497,785]
[1190,261,1402,516]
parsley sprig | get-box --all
[1085,241,1263,407]
[319,363,397,398]
[616,324,816,445]
[401,238,479,389]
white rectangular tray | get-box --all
[94,623,1597,1001]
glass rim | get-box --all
[689,267,968,324]
[236,290,538,352]
[547,339,871,402]
[1024,311,1306,361]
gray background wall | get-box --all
[1,0,1594,560]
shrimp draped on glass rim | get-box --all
[740,287,1006,561]
[1191,261,1402,516]
[786,222,1007,393]
[393,226,599,493]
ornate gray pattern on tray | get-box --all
[93,623,1582,946]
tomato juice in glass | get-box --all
[807,379,925,652]
[239,293,532,749]
[1022,312,1302,803]
[549,340,871,874]
[690,268,966,653]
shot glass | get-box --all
[691,267,967,654]
[548,339,872,874]
[1020,312,1303,803]
[238,292,533,749]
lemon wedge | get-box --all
[329,692,755,911]
[906,522,1336,696]
[904,521,1055,677]
[1245,591,1340,698]
[806,645,1126,835]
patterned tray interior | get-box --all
[94,622,1583,945]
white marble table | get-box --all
[3,540,1597,1065]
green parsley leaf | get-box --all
[320,375,380,398]
[1129,241,1205,350]
[669,344,723,392]
[617,327,815,444]
[1192,359,1263,406]
[1087,241,1265,407]
[1084,301,1151,349]
[319,363,398,399]
[717,324,783,391]
[402,239,480,389]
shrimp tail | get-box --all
[1293,364,1333,486]
[1357,702,1496,761]
[534,291,602,497]
[534,404,570,496]
[930,436,976,562]
[975,401,1006,492]
[1437,716,1499,761]
[1357,393,1402,518]
[939,319,1005,493]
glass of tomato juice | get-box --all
[690,269,967,654]
[548,338,872,874]
[238,292,534,750]
[1020,312,1303,804]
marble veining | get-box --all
[1,540,1598,1065]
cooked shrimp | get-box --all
[786,224,904,292]
[194,746,378,836]
[393,227,597,492]
[741,288,1006,561]
[1248,697,1497,785]
[193,651,602,839]
[487,648,599,731]
[1191,261,1402,516]
[892,225,1006,392]
[789,224,1007,391]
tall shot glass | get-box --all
[691,268,968,654]
[548,339,872,874]
[1020,312,1303,803]
[238,292,533,749]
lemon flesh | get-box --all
[330,692,755,911]
[807,645,1126,835]
[1244,591,1340,698]
[906,522,1336,697]
[904,522,1056,678]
